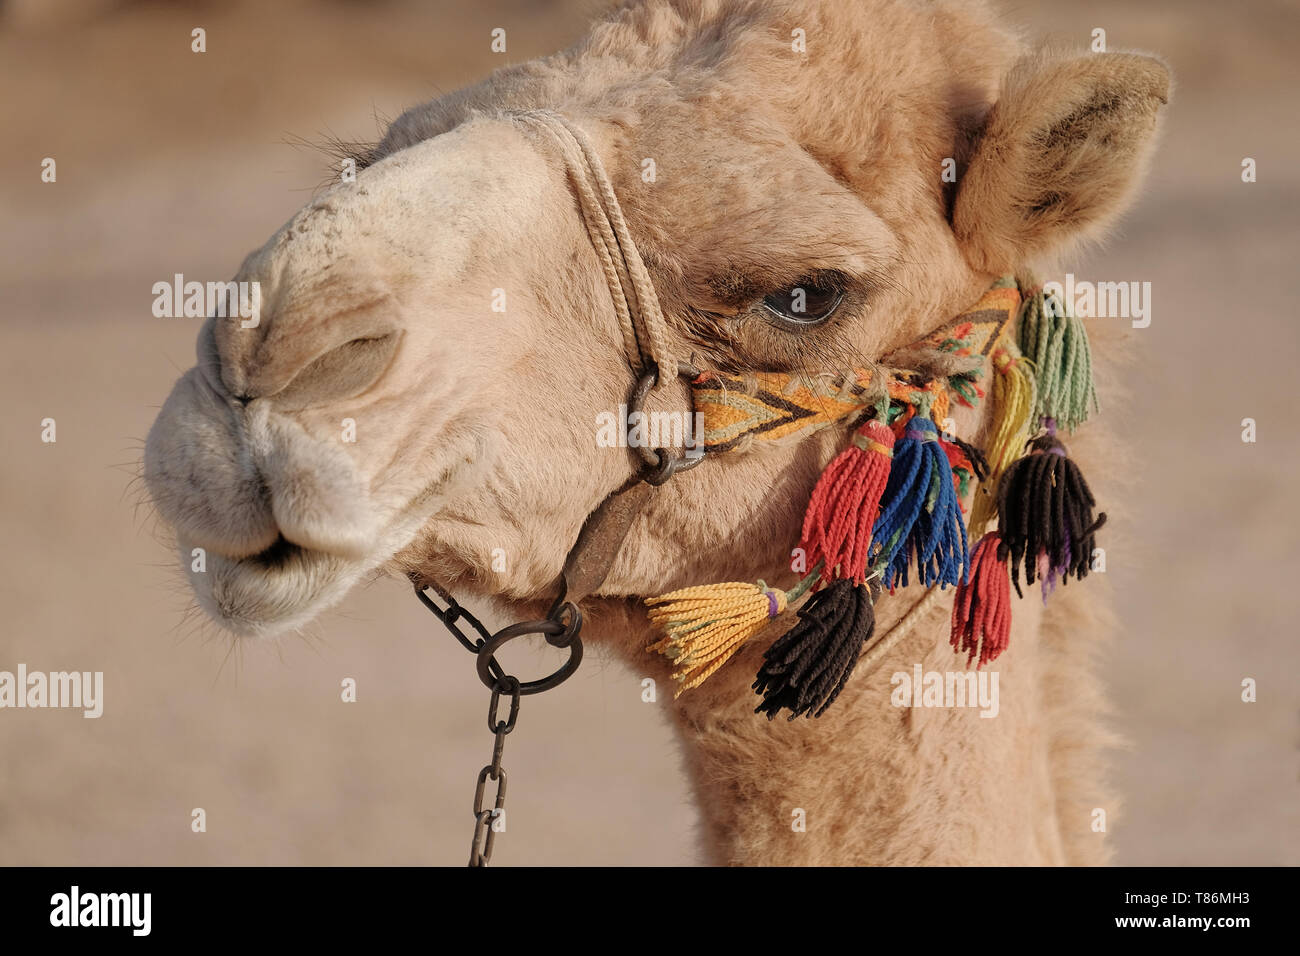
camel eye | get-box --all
[760,276,844,326]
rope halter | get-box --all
[507,109,677,391]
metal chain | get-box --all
[414,581,583,867]
[469,674,519,866]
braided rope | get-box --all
[857,584,946,676]
[509,110,675,387]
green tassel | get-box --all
[1018,287,1097,432]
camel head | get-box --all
[145,0,1169,639]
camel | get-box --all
[143,0,1169,865]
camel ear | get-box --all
[952,51,1170,272]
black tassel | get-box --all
[996,431,1106,597]
[947,435,990,481]
[753,578,876,720]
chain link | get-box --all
[468,675,519,866]
[414,582,584,867]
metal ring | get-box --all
[641,446,707,485]
[625,369,664,469]
[625,360,708,479]
[475,618,584,695]
[546,602,582,648]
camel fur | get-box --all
[144,0,1169,864]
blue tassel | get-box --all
[869,415,970,590]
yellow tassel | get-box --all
[970,342,1036,532]
[646,580,795,695]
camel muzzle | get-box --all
[145,363,379,563]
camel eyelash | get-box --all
[754,273,868,333]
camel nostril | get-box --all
[269,331,401,411]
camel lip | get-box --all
[190,528,366,568]
[180,532,371,638]
[237,534,301,566]
[175,497,439,637]
[164,427,489,638]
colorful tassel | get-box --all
[995,422,1107,598]
[638,278,1108,713]
[950,532,1012,667]
[869,410,970,590]
[645,571,818,694]
[1018,288,1096,432]
[753,578,876,720]
[940,434,988,503]
[799,416,895,585]
[969,343,1036,532]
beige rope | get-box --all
[509,110,675,388]
[857,585,945,676]
[512,110,950,690]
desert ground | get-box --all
[0,0,1295,865]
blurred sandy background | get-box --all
[0,0,1295,866]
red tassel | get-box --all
[950,531,1011,667]
[940,438,972,502]
[799,418,895,586]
